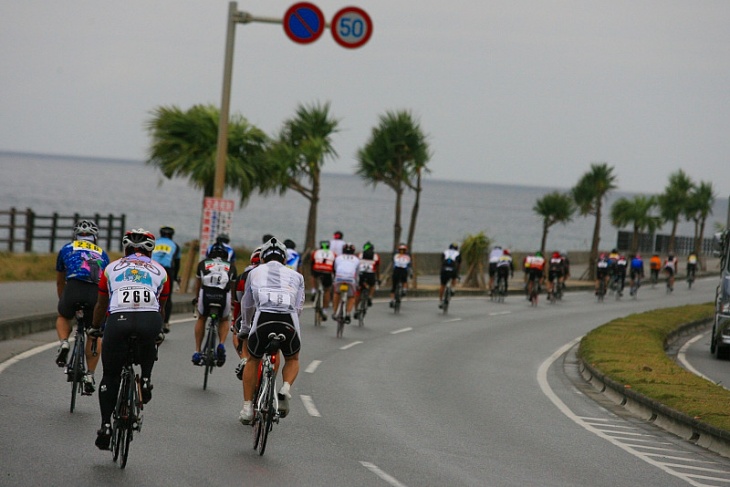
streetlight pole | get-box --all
[212,2,281,198]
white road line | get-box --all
[300,395,321,417]
[360,461,409,487]
[0,341,57,374]
[305,360,321,374]
[340,341,363,350]
[489,311,511,316]
[677,331,717,384]
[442,318,461,323]
[391,327,412,335]
[538,338,710,487]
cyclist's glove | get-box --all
[192,298,198,306]
[155,332,165,345]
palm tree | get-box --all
[146,104,269,203]
[657,169,695,254]
[571,163,618,280]
[533,191,575,255]
[356,110,430,252]
[461,232,491,289]
[610,195,662,254]
[265,102,340,258]
[685,181,715,261]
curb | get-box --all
[578,318,730,459]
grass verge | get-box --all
[578,303,730,432]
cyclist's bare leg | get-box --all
[86,339,101,373]
[322,286,332,309]
[438,284,445,301]
[281,352,299,388]
[242,356,260,402]
[55,315,72,342]
[346,295,356,314]
[194,316,206,352]
[218,318,230,344]
[332,291,341,316]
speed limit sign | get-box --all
[331,7,372,48]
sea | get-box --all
[2,151,727,254]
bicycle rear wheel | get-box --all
[69,335,84,413]
[442,287,451,314]
[314,289,323,326]
[335,302,345,338]
[357,297,367,327]
[203,324,216,390]
[394,283,402,314]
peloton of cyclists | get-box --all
[390,243,412,307]
[438,242,461,308]
[55,220,110,395]
[355,241,380,317]
[332,243,360,324]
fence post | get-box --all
[8,207,17,252]
[25,208,34,252]
[50,213,59,252]
[104,214,112,250]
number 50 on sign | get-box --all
[331,7,372,49]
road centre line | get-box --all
[360,461,409,487]
[340,341,363,350]
[442,318,461,323]
[305,360,321,374]
[300,395,321,417]
[390,327,412,335]
[489,311,511,316]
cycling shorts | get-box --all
[359,272,377,289]
[440,269,458,286]
[527,268,543,281]
[197,287,231,318]
[391,268,409,292]
[548,270,563,282]
[247,312,301,359]
[58,279,98,322]
[664,266,675,277]
[312,271,333,289]
[488,262,498,277]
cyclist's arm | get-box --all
[56,271,66,300]
[92,292,109,329]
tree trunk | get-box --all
[668,219,678,254]
[301,172,319,285]
[588,202,602,281]
[406,168,422,288]
[540,221,548,255]
[393,185,403,251]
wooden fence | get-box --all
[0,207,126,253]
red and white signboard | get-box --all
[199,197,235,259]
[331,6,372,48]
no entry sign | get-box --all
[283,2,325,44]
[331,6,372,48]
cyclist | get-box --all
[614,254,628,296]
[332,243,360,324]
[191,243,238,367]
[151,226,181,334]
[284,239,302,273]
[629,253,644,296]
[329,230,346,256]
[390,243,412,308]
[487,245,503,295]
[496,248,514,292]
[232,247,261,380]
[438,242,461,309]
[595,252,610,295]
[560,251,571,289]
[54,220,110,395]
[239,237,304,424]
[687,252,698,282]
[663,254,679,292]
[310,240,335,321]
[207,233,236,264]
[524,251,545,299]
[649,253,662,284]
[355,241,380,314]
[90,228,170,450]
[547,251,565,298]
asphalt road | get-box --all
[2,277,730,486]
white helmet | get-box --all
[260,237,287,263]
[122,228,156,254]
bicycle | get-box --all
[201,303,222,390]
[495,273,508,304]
[334,282,350,338]
[110,335,144,469]
[355,282,369,326]
[596,277,607,303]
[547,276,561,304]
[629,276,641,299]
[393,281,404,314]
[440,279,454,313]
[313,278,325,327]
[650,269,659,288]
[65,302,95,413]
[527,277,539,306]
[251,331,286,456]
[687,268,696,289]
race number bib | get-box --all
[117,285,155,309]
[258,288,291,309]
[201,272,230,288]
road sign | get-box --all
[199,197,235,259]
[331,6,372,49]
[283,2,325,44]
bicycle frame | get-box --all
[202,304,221,390]
[313,279,324,327]
[252,332,284,456]
[111,336,143,469]
[334,283,350,338]
[67,303,91,413]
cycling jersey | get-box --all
[98,254,170,314]
[56,240,110,284]
[329,238,345,256]
[334,254,360,284]
[392,253,412,269]
[441,249,461,272]
[285,248,301,271]
[358,252,380,274]
[650,256,662,270]
[311,248,335,273]
[151,237,180,271]
[196,257,236,291]
[525,255,545,271]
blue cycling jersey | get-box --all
[56,240,110,284]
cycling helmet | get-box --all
[397,243,408,252]
[343,242,356,255]
[449,242,458,250]
[333,231,343,239]
[503,249,511,256]
[207,243,229,260]
[535,251,543,258]
[635,253,641,259]
[599,252,607,259]
[319,240,330,250]
[284,239,296,249]
[122,228,156,255]
[250,246,262,265]
[362,241,374,252]
[552,251,561,258]
[261,237,287,263]
[74,220,99,241]
[159,226,175,238]
[216,233,230,244]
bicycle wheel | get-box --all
[336,302,345,338]
[497,277,506,303]
[118,382,135,468]
[257,378,275,456]
[203,323,216,390]
[442,286,450,314]
[313,289,322,327]
[251,374,264,450]
[394,283,402,314]
[357,295,367,327]
[69,334,84,413]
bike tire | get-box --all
[394,283,402,314]
[119,383,135,468]
[252,377,264,450]
[69,335,84,413]
[314,290,322,327]
[336,302,345,338]
[203,322,217,390]
[257,380,275,456]
[358,299,367,327]
[442,287,450,314]
[497,278,506,303]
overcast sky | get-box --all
[2,1,729,196]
